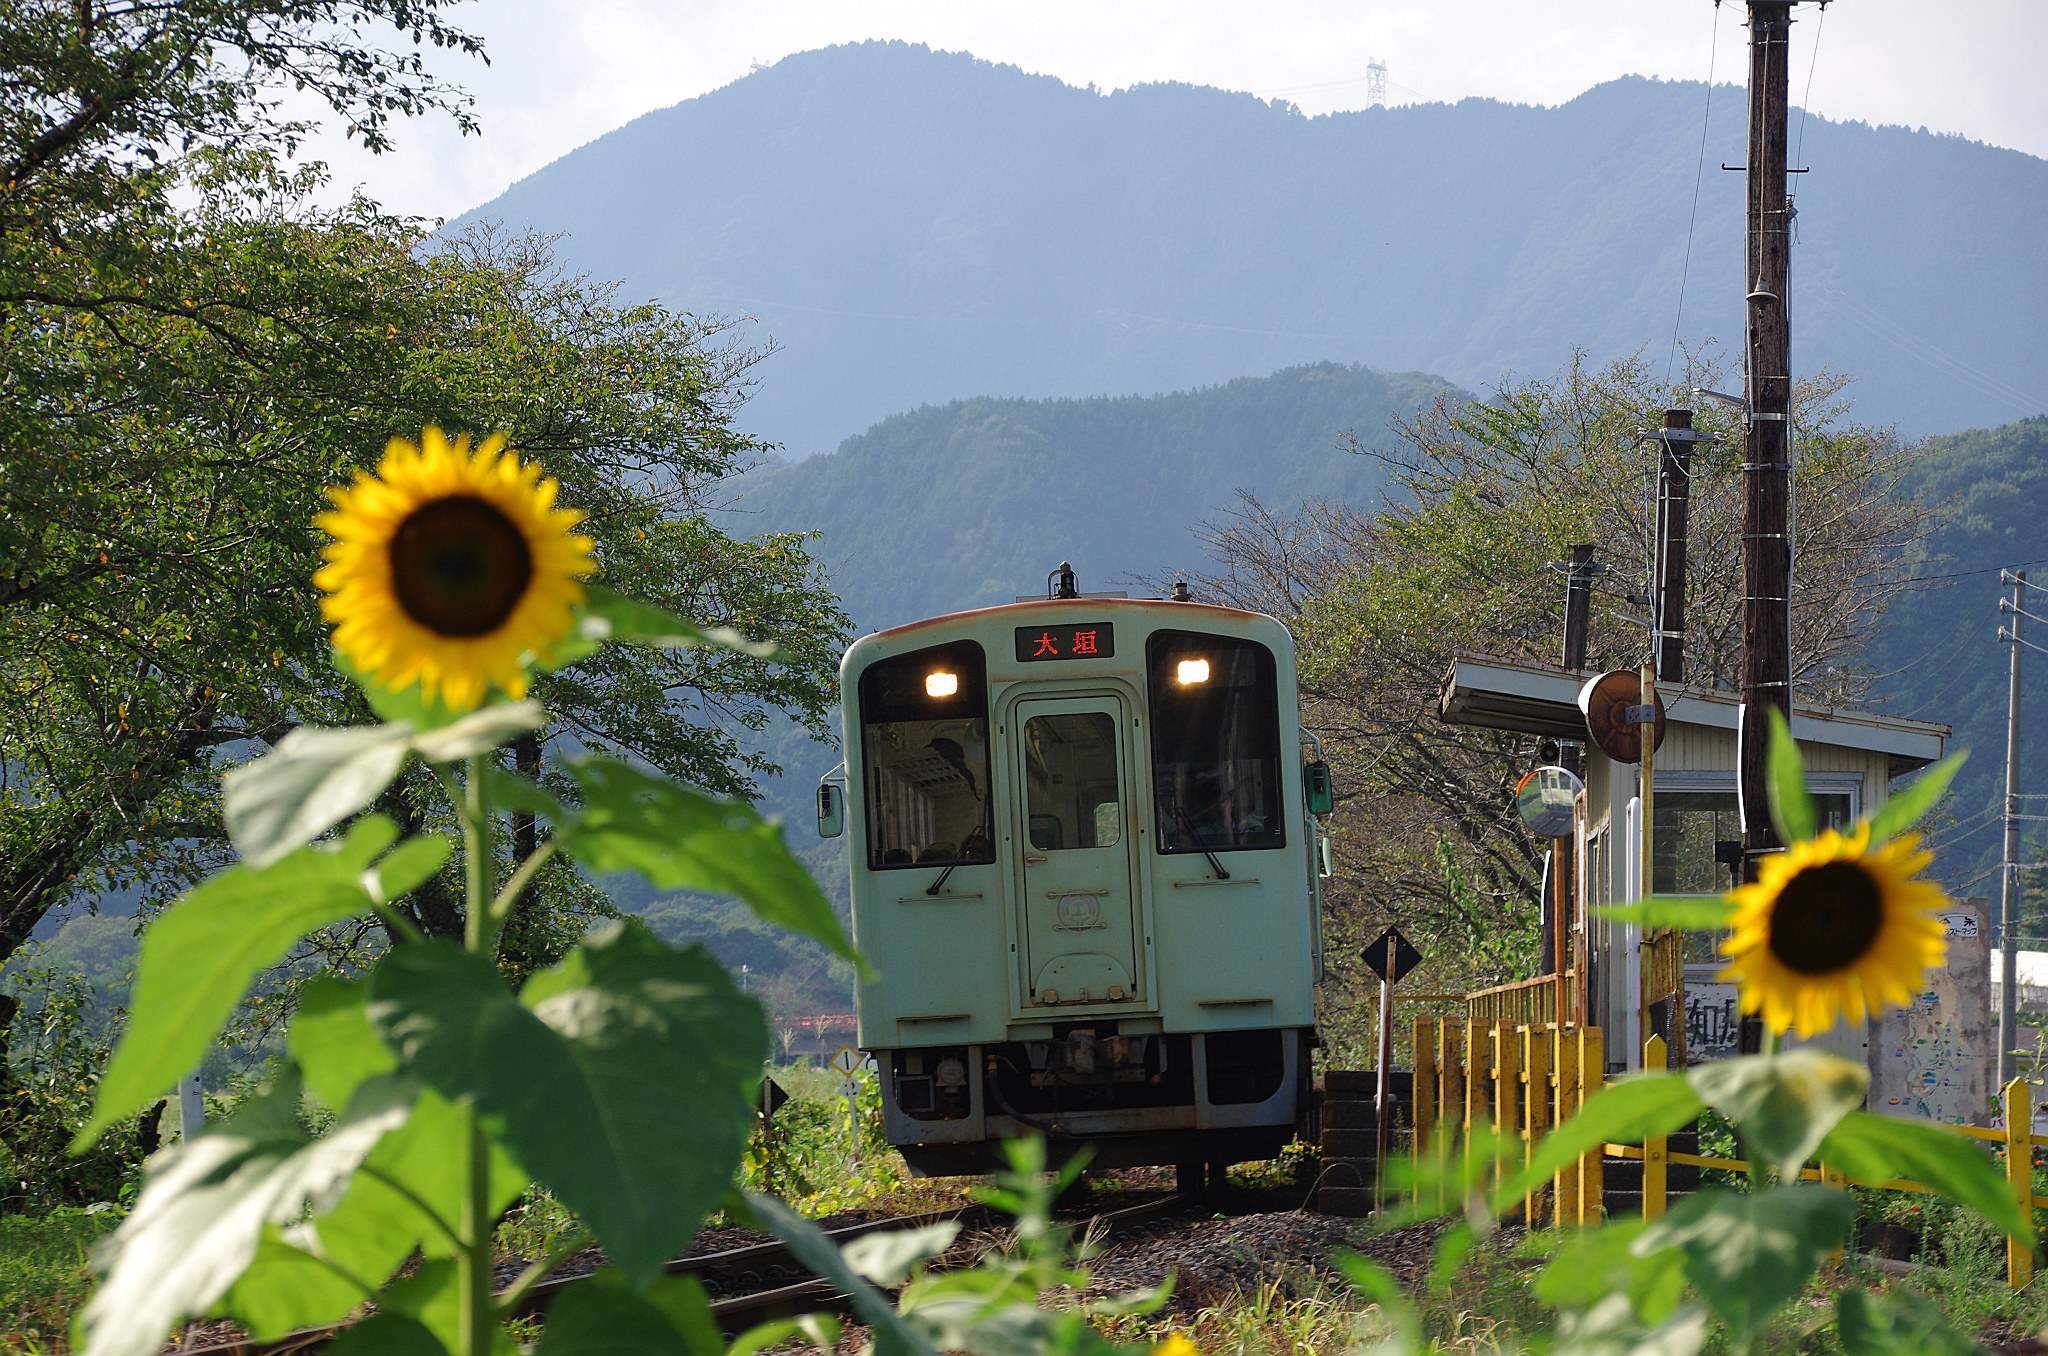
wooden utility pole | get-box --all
[1651,410,1705,684]
[1738,1,1796,877]
[1998,570,2027,1086]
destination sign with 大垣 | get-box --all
[1015,623,1116,662]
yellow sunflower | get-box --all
[314,427,595,711]
[1718,823,1949,1038]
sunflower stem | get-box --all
[458,753,499,1356]
[1762,1028,1781,1057]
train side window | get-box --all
[858,641,995,870]
[1147,630,1285,854]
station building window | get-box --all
[859,640,995,870]
[1146,630,1284,854]
[1654,788,1852,961]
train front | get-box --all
[818,596,1325,1176]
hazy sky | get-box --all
[302,0,2048,221]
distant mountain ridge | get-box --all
[457,42,2048,455]
[727,361,1450,630]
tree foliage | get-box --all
[0,3,850,978]
[1180,352,1941,1018]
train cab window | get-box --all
[859,641,995,870]
[1022,713,1123,851]
[1147,631,1285,854]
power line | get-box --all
[1792,2,1825,171]
[1663,3,1722,390]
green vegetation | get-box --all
[1,1208,121,1353]
[1183,354,1935,1038]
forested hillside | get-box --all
[458,41,2048,455]
[729,362,1452,629]
[1868,416,2048,887]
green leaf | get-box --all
[1535,1220,1687,1327]
[215,1227,368,1341]
[1687,1048,1868,1180]
[367,832,455,904]
[562,756,857,965]
[409,699,546,764]
[534,1272,699,1356]
[578,585,779,658]
[378,1258,476,1356]
[1332,1249,1424,1351]
[326,1313,451,1356]
[1595,897,1738,931]
[1866,750,1969,847]
[1765,707,1817,845]
[289,977,396,1112]
[76,1071,413,1356]
[334,651,466,734]
[1550,1295,1708,1356]
[1491,1073,1704,1210]
[744,1193,943,1356]
[841,1223,961,1286]
[1821,1110,2032,1241]
[1636,1186,1856,1347]
[79,818,398,1147]
[1835,1288,1980,1356]
[223,723,414,869]
[369,926,768,1286]
[639,1274,729,1356]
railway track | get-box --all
[171,1191,1211,1355]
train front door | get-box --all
[1014,696,1140,1007]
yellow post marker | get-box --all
[1641,1034,1668,1221]
[1555,1023,1582,1225]
[1415,1015,1438,1159]
[1494,1021,1521,1213]
[1578,1026,1605,1224]
[2008,1077,2035,1290]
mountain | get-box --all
[728,361,1450,630]
[456,42,2048,456]
[1867,416,2048,885]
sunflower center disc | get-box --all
[389,496,534,638]
[1766,860,1885,975]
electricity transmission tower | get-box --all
[1366,59,1387,107]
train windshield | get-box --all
[858,640,995,871]
[1147,630,1285,854]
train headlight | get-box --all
[925,671,959,697]
[1176,658,1211,686]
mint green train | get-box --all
[816,587,1329,1178]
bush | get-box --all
[1,961,153,1212]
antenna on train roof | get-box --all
[1049,561,1079,599]
[1172,580,1192,602]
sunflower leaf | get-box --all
[408,699,546,763]
[1688,1048,1869,1180]
[1596,897,1737,931]
[578,585,779,658]
[223,724,414,869]
[78,819,398,1147]
[559,756,858,966]
[1820,1110,2031,1240]
[1766,707,1818,845]
[1491,1072,1705,1210]
[1637,1186,1856,1347]
[1866,751,1969,847]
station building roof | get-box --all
[1435,652,1948,778]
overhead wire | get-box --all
[1663,1,1722,391]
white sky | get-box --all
[301,0,2048,222]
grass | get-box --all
[0,1208,119,1354]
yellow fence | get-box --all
[1411,1026,2048,1287]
